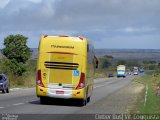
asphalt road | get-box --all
[0,75,140,120]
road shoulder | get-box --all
[79,80,145,114]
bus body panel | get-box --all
[36,36,95,101]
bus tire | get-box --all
[86,87,90,103]
[87,96,90,102]
[2,88,6,94]
[6,87,9,93]
[79,99,87,106]
[40,97,47,104]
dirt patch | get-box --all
[81,81,145,114]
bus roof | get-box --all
[39,35,88,56]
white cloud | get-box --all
[0,0,10,9]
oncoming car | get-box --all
[0,74,9,93]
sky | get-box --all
[0,0,160,49]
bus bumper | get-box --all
[117,74,126,77]
[36,86,85,99]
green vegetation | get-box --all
[0,58,36,88]
[94,56,116,78]
[2,34,31,76]
[134,69,160,114]
[0,34,34,88]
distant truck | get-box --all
[117,65,126,78]
[133,67,139,75]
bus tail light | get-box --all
[76,72,85,89]
[37,70,44,87]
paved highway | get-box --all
[0,75,139,120]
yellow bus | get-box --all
[36,35,98,106]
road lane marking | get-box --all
[24,100,38,103]
[94,83,110,89]
[13,103,24,106]
[29,100,38,102]
[94,77,131,89]
[0,103,25,109]
[10,87,35,92]
[144,84,148,107]
[94,80,120,89]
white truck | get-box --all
[133,67,139,75]
[117,65,126,78]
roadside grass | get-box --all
[4,59,37,88]
[133,72,160,114]
[94,68,116,79]
[94,69,107,79]
[9,71,36,88]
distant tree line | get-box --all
[99,54,159,71]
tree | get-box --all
[126,59,140,67]
[117,60,126,65]
[101,58,111,69]
[2,34,31,76]
[103,55,114,60]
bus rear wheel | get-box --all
[78,99,87,106]
[2,87,6,93]
[87,96,90,102]
[40,97,47,104]
[6,87,9,93]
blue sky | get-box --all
[0,0,160,49]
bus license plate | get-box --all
[56,91,64,94]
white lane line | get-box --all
[94,83,109,89]
[29,100,38,102]
[24,100,38,103]
[10,87,35,92]
[13,103,24,106]
[10,88,21,91]
[94,80,120,88]
[94,77,130,89]
[144,84,148,107]
[0,103,26,109]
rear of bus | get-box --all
[36,35,93,105]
